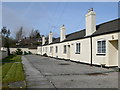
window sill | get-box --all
[96,54,106,56]
[75,53,80,54]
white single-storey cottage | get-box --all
[37,8,120,68]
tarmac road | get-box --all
[22,55,118,88]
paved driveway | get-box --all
[22,55,118,88]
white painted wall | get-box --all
[37,32,119,67]
[92,33,118,66]
[37,38,91,64]
[37,46,42,55]
[10,48,29,54]
[29,49,37,54]
[10,48,37,54]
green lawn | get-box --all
[2,55,22,62]
[0,55,25,84]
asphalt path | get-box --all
[22,55,118,88]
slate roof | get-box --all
[44,18,120,46]
[92,18,120,36]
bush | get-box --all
[28,51,32,54]
[15,48,23,55]
[43,53,48,57]
[24,51,28,55]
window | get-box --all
[50,46,53,53]
[56,46,58,53]
[43,47,44,52]
[63,45,67,54]
[97,40,106,54]
[45,47,47,52]
[76,43,80,54]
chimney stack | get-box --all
[60,25,66,42]
[49,31,53,44]
[86,8,96,36]
[42,35,45,45]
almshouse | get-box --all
[37,8,120,67]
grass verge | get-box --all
[2,55,22,63]
[2,63,24,83]
[0,55,25,88]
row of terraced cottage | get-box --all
[37,8,120,68]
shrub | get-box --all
[15,48,23,55]
[28,51,32,54]
[24,51,28,55]
[43,53,48,57]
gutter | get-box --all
[90,36,93,66]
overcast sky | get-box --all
[2,2,118,38]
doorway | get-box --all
[67,45,70,59]
[108,40,118,66]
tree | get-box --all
[16,27,23,41]
[1,27,11,55]
[35,30,41,38]
[29,29,41,39]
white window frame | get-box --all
[45,47,47,52]
[43,47,44,52]
[50,46,53,53]
[97,39,106,55]
[63,45,67,54]
[56,46,58,53]
[75,42,81,54]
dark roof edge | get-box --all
[92,30,120,37]
[96,18,120,27]
[41,30,119,46]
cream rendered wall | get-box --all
[49,44,60,58]
[29,49,37,54]
[10,48,29,54]
[66,38,91,63]
[108,40,118,66]
[37,46,42,54]
[37,32,118,67]
[92,33,118,66]
[39,38,91,64]
[10,48,37,54]
[59,42,69,59]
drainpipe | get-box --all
[90,36,93,66]
[41,46,42,55]
[118,32,120,71]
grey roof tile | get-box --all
[45,18,120,45]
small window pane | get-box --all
[97,40,106,54]
[64,45,66,54]
[76,43,80,54]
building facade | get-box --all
[37,9,120,67]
